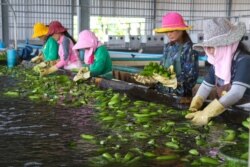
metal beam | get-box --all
[1,0,9,47]
[152,0,156,35]
[226,0,232,19]
[77,0,90,33]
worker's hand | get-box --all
[45,60,58,67]
[31,54,43,63]
[37,62,47,68]
[185,99,225,126]
[40,66,58,77]
[33,61,47,73]
[73,67,91,82]
[189,96,204,112]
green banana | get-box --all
[80,134,95,140]
[200,156,220,165]
[240,152,248,160]
[156,155,179,161]
[133,113,150,118]
[143,152,156,158]
[239,132,249,139]
[242,121,249,129]
[165,142,179,149]
[133,132,149,139]
[102,116,115,121]
[189,149,199,156]
[125,156,141,165]
[114,153,122,161]
[121,152,133,163]
[102,152,114,162]
[223,129,236,141]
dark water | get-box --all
[0,76,248,167]
[0,77,99,167]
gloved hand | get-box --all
[45,60,58,67]
[40,66,58,76]
[36,62,47,68]
[73,67,91,82]
[185,99,225,126]
[31,54,43,64]
[33,61,58,73]
[133,74,158,85]
[189,96,204,112]
[152,73,177,89]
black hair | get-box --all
[64,31,76,44]
[183,31,192,44]
[169,30,192,45]
[44,35,50,43]
[237,40,250,54]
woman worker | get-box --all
[40,21,82,76]
[72,30,112,81]
[154,12,199,97]
[186,18,250,126]
[31,22,59,63]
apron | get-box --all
[216,78,250,111]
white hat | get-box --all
[193,18,246,52]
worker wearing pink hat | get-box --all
[154,12,192,33]
[72,30,112,81]
[153,12,199,97]
[40,21,81,76]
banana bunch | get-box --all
[31,53,44,64]
[152,65,177,89]
[33,60,57,73]
[73,67,90,82]
[101,152,140,165]
[133,74,157,85]
[139,62,171,77]
[108,93,120,107]
[133,62,177,87]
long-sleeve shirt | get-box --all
[55,35,81,70]
[90,45,112,76]
[42,36,59,61]
[160,41,199,96]
[203,50,250,105]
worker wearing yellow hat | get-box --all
[31,22,59,63]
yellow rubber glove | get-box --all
[36,62,47,68]
[31,54,43,64]
[185,99,225,126]
[73,67,91,82]
[189,96,204,112]
[152,73,177,89]
[40,66,58,76]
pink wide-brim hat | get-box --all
[154,12,192,33]
[73,30,99,64]
[73,30,97,50]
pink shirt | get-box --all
[56,35,81,70]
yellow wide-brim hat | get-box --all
[32,22,49,38]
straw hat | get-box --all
[47,21,67,36]
[193,18,246,52]
[32,22,49,38]
[154,12,191,33]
